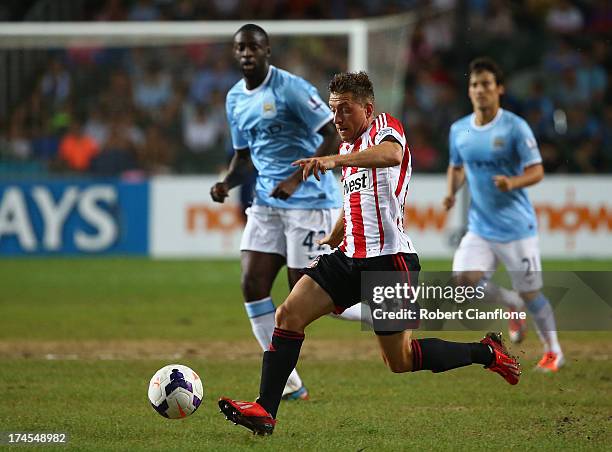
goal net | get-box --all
[0,14,415,175]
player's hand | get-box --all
[270,175,300,200]
[318,232,343,249]
[443,194,455,210]
[292,156,336,181]
[210,182,229,203]
[493,175,513,192]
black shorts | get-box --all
[301,249,421,334]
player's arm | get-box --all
[318,209,344,249]
[270,121,340,199]
[493,163,544,192]
[443,165,465,210]
[293,136,402,181]
[210,148,254,203]
[494,119,544,192]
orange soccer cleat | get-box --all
[535,352,565,372]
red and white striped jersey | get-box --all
[339,112,415,258]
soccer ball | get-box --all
[148,364,204,419]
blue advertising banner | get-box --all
[0,180,148,255]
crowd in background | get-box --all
[1,0,610,178]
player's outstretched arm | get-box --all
[443,165,465,210]
[210,148,253,203]
[318,210,344,249]
[293,139,402,181]
[493,163,544,192]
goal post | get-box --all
[0,13,416,117]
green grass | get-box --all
[0,258,611,450]
[2,355,610,451]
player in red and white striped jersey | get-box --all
[218,72,521,436]
[337,110,414,258]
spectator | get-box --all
[576,46,608,105]
[401,89,424,130]
[139,124,175,174]
[407,125,440,172]
[211,0,240,19]
[40,59,71,108]
[543,37,581,72]
[524,78,555,121]
[414,68,441,113]
[183,103,224,154]
[539,140,568,173]
[95,0,126,21]
[190,57,238,105]
[91,114,141,175]
[545,0,584,34]
[127,0,160,21]
[172,0,196,21]
[99,69,134,117]
[31,120,61,162]
[56,119,99,172]
[554,68,590,107]
[564,105,601,149]
[133,61,172,114]
[430,83,463,138]
[407,21,434,67]
[6,123,31,161]
[483,0,515,37]
[83,109,110,148]
[179,90,226,173]
[525,106,556,143]
[572,140,604,173]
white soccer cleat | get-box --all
[508,307,527,344]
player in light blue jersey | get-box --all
[444,57,564,372]
[210,24,373,399]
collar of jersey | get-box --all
[242,65,274,95]
[470,108,504,131]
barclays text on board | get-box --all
[1,176,611,258]
[0,181,148,255]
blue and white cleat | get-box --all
[282,385,309,401]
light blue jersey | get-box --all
[449,108,542,242]
[226,65,341,209]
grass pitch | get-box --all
[1,259,611,451]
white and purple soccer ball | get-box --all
[148,364,204,419]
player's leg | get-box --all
[287,266,373,326]
[239,206,308,393]
[219,274,336,434]
[453,232,527,342]
[496,236,564,371]
[375,330,515,378]
[285,208,373,327]
[219,250,354,434]
[363,251,519,382]
[241,250,285,349]
[259,275,335,415]
[375,330,519,383]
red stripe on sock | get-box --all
[273,328,305,340]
